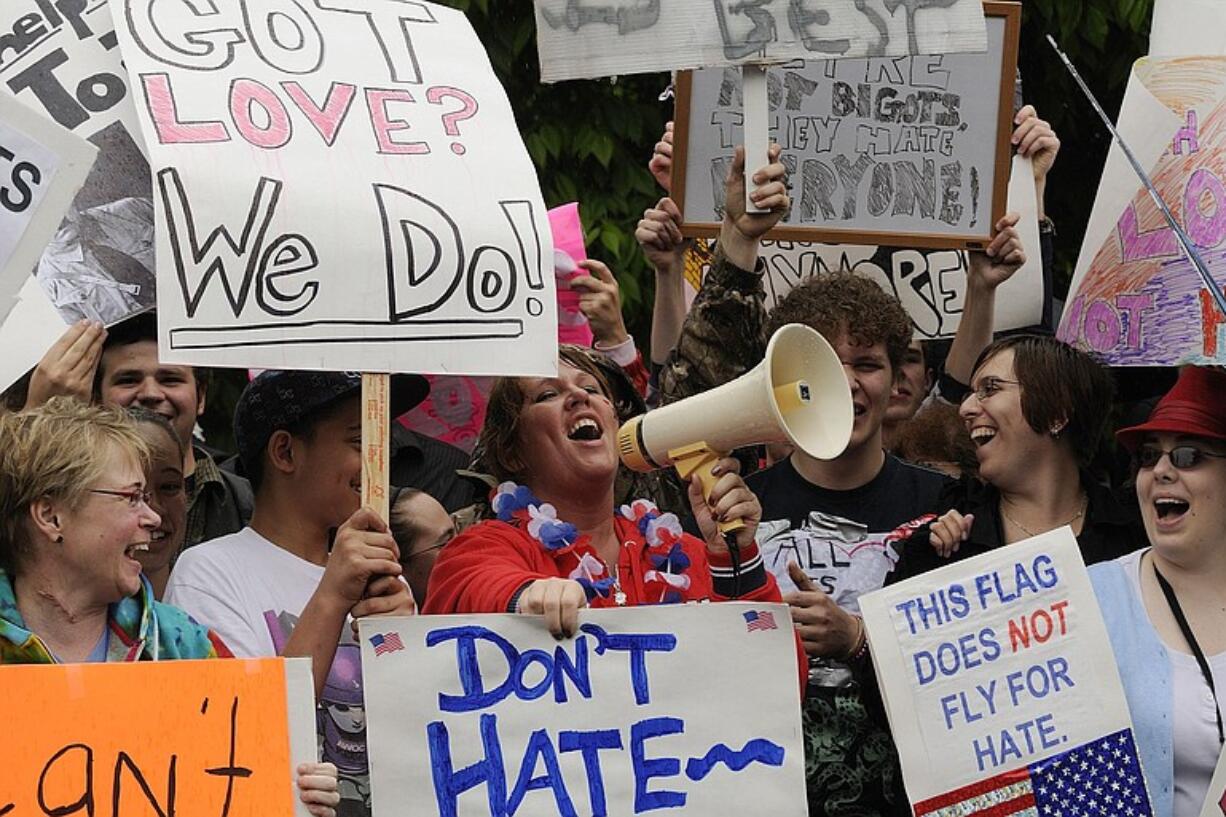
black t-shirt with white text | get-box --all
[746,453,951,817]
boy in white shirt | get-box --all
[167,370,424,817]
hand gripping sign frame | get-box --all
[671,2,1021,251]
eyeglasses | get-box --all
[404,539,450,561]
[962,377,1021,403]
[90,488,154,509]
[1134,445,1226,470]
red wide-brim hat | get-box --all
[1116,366,1226,451]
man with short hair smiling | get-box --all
[94,312,252,551]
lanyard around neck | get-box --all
[1152,555,1225,745]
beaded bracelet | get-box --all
[846,616,870,664]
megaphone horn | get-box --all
[617,323,853,531]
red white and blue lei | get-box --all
[491,482,690,604]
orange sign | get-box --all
[1,658,295,817]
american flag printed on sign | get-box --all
[912,729,1153,817]
[743,610,777,632]
[370,632,405,657]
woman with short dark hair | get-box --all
[896,335,1145,579]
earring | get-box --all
[1050,422,1067,439]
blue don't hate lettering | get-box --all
[426,623,678,713]
[427,713,786,817]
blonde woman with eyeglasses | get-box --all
[0,398,341,817]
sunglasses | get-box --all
[1134,444,1226,470]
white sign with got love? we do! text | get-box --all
[360,603,805,817]
[107,0,556,377]
[860,528,1154,815]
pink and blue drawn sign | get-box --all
[1060,93,1226,365]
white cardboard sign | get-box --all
[533,0,988,83]
[360,603,805,817]
[741,154,1042,336]
[108,0,556,376]
[0,94,97,324]
[0,0,154,394]
[860,528,1153,814]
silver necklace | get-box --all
[1000,494,1087,539]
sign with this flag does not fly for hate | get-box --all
[860,528,1154,816]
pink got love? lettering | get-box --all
[121,0,483,156]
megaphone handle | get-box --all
[668,443,745,535]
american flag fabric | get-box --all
[370,632,405,657]
[913,729,1153,817]
[743,610,777,632]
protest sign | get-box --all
[673,3,1019,250]
[360,603,805,817]
[107,0,556,377]
[0,0,156,394]
[1059,57,1226,365]
[0,656,317,817]
[678,158,1044,339]
[1150,0,1226,59]
[0,93,96,323]
[532,0,988,84]
[1200,747,1226,817]
[401,375,492,454]
[550,203,595,347]
[859,528,1154,815]
[398,202,597,453]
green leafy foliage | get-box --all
[441,1,670,342]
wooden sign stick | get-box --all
[361,372,390,522]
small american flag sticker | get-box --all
[369,632,405,656]
[743,610,777,632]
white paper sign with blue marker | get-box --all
[360,603,805,817]
[859,528,1154,816]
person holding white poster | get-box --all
[1091,366,1226,817]
[652,144,1035,814]
[166,371,423,817]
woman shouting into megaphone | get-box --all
[424,146,793,634]
[423,345,778,628]
[424,146,807,693]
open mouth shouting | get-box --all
[969,426,998,447]
[567,416,604,443]
[124,541,150,562]
[1152,495,1191,529]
